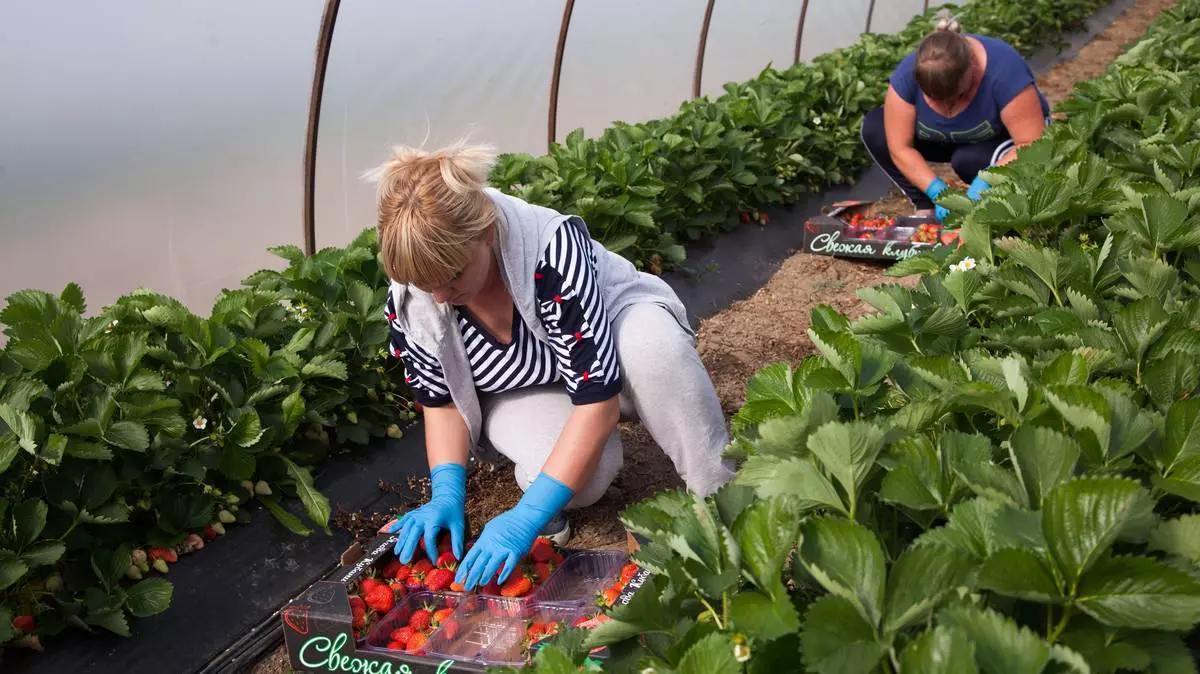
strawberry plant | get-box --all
[0,230,413,650]
[510,3,1200,671]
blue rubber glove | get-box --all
[925,177,950,223]
[454,472,573,591]
[966,174,991,201]
[387,463,466,563]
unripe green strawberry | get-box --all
[131,549,148,565]
[137,561,150,573]
[387,425,402,439]
[210,522,227,536]
[346,411,358,424]
[241,480,255,494]
[225,493,240,505]
[152,559,169,574]
[254,480,272,496]
[218,510,236,524]
[127,565,143,580]
[44,574,63,592]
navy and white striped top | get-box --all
[385,218,622,407]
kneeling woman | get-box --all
[372,143,734,590]
[860,18,1050,221]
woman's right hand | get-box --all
[386,463,467,563]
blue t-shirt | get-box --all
[890,34,1050,143]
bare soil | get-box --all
[248,3,1173,671]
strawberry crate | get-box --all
[802,199,958,261]
[280,531,650,672]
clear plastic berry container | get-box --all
[531,551,628,606]
[423,595,584,666]
[363,591,461,653]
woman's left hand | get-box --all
[453,472,574,590]
[454,506,541,591]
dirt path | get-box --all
[249,3,1173,671]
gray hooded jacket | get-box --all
[386,188,691,450]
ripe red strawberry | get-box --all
[393,564,411,582]
[406,631,428,654]
[500,575,533,598]
[12,615,35,633]
[405,575,426,592]
[365,585,394,613]
[529,538,554,564]
[411,559,433,576]
[620,563,639,584]
[424,568,454,592]
[740,212,750,223]
[437,535,453,557]
[551,552,565,566]
[571,615,589,628]
[527,622,546,639]
[435,551,458,569]
[203,525,220,542]
[449,581,466,592]
[386,640,405,650]
[532,562,552,584]
[433,607,455,626]
[390,626,414,646]
[597,585,621,608]
[482,579,501,595]
[409,608,432,632]
[349,596,367,628]
[388,580,406,596]
[441,618,460,640]
[149,547,178,563]
[360,577,385,595]
[382,559,403,579]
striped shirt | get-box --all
[385,218,622,407]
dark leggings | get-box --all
[859,106,1015,210]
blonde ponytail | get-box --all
[365,140,499,288]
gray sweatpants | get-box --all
[478,302,735,508]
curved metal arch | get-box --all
[865,0,878,33]
[692,0,716,98]
[547,0,577,149]
[302,0,341,257]
[793,0,811,66]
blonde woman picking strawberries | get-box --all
[369,142,733,591]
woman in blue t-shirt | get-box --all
[860,17,1050,222]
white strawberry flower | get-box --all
[193,416,208,431]
[959,257,977,271]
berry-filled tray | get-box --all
[280,532,651,672]
[802,200,959,261]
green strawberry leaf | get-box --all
[798,517,886,628]
[801,595,885,674]
[1007,425,1080,509]
[1148,514,1200,562]
[732,496,801,599]
[1043,477,1149,589]
[883,543,974,634]
[977,548,1062,603]
[1074,555,1200,630]
[899,626,978,674]
[125,578,174,618]
[937,604,1052,674]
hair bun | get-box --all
[933,8,962,33]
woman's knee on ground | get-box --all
[612,304,698,382]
